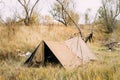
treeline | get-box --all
[0,0,119,33]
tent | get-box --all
[24,37,97,69]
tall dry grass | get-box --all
[0,25,76,58]
[0,44,120,80]
[0,24,120,80]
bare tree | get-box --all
[17,0,40,26]
[98,0,120,33]
[53,0,83,38]
[50,0,79,26]
[51,0,98,42]
[50,0,68,26]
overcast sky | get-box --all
[0,0,102,23]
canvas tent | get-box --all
[24,37,97,69]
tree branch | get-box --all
[56,0,83,38]
[18,0,29,17]
[29,0,40,18]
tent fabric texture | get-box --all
[24,37,97,69]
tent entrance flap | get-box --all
[24,43,41,65]
[44,43,62,65]
[24,41,45,67]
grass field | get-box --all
[0,25,120,80]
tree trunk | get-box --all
[107,26,113,33]
[24,16,30,26]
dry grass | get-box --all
[0,25,76,57]
[0,44,120,80]
[0,24,120,80]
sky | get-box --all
[0,0,102,24]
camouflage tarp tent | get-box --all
[24,37,97,69]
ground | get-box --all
[0,24,120,80]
